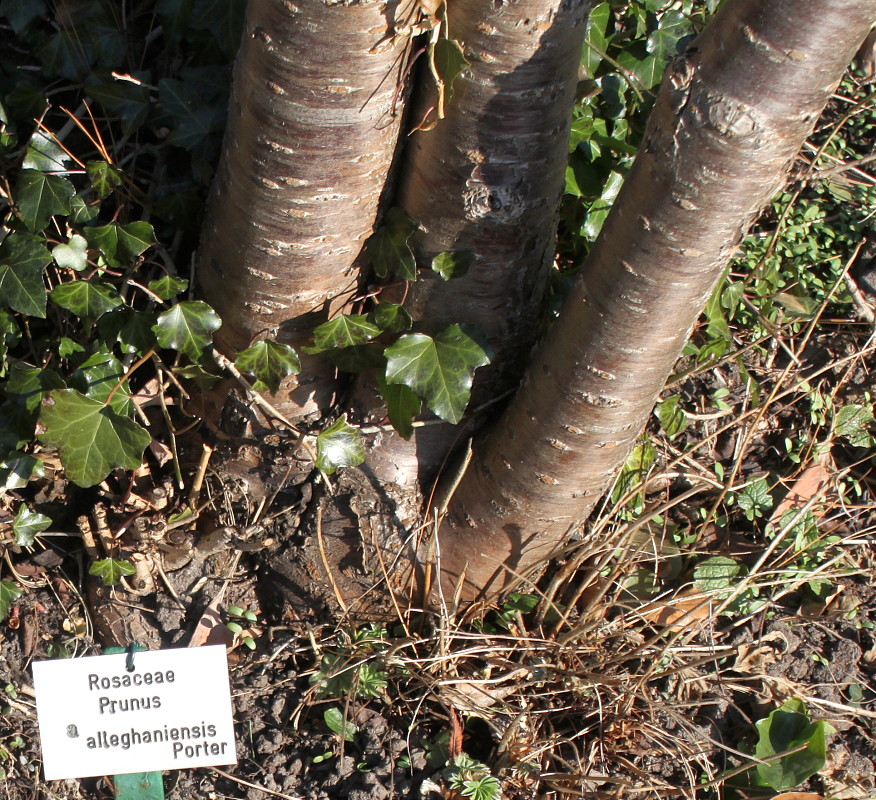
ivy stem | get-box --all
[104,348,155,408]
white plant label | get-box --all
[32,645,237,780]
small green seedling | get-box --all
[224,604,258,650]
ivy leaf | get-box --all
[0,452,43,491]
[98,307,158,355]
[384,324,491,424]
[376,374,421,440]
[646,9,692,62]
[38,389,151,487]
[148,275,189,300]
[22,129,69,172]
[88,558,137,587]
[71,350,132,414]
[316,414,365,475]
[367,207,417,281]
[158,78,226,150]
[86,160,123,200]
[0,581,22,622]
[321,343,386,373]
[581,1,611,79]
[69,193,100,226]
[153,301,222,360]
[369,302,412,334]
[0,232,51,317]
[84,73,151,136]
[5,363,66,413]
[52,234,88,271]
[234,340,301,394]
[13,505,51,546]
[311,314,381,352]
[0,0,48,34]
[431,251,474,281]
[15,169,75,232]
[655,395,688,440]
[433,37,470,100]
[83,221,155,266]
[50,280,123,321]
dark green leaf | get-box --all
[646,9,692,61]
[367,207,417,281]
[191,0,247,58]
[52,234,88,271]
[69,194,100,225]
[376,373,420,440]
[36,28,92,80]
[86,160,123,200]
[0,0,47,33]
[0,309,16,376]
[234,340,301,394]
[321,343,386,373]
[84,74,151,136]
[71,351,132,414]
[369,302,412,334]
[0,581,22,622]
[384,324,491,424]
[754,699,833,791]
[38,389,151,487]
[50,280,123,321]
[83,221,155,265]
[324,707,358,742]
[98,307,158,354]
[15,169,75,232]
[153,301,222,360]
[23,130,70,172]
[5,363,65,413]
[88,558,137,587]
[148,275,189,300]
[433,37,470,99]
[316,414,365,475]
[159,78,226,150]
[312,315,381,351]
[581,1,611,79]
[13,505,51,546]
[0,232,51,317]
[615,49,663,90]
[431,251,474,281]
[0,452,43,491]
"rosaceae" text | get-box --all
[87,670,175,691]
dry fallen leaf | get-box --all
[769,457,833,525]
[768,793,823,800]
[733,631,789,674]
[636,590,712,632]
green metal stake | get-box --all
[104,645,165,800]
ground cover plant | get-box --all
[0,0,875,798]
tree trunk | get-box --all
[435,0,876,601]
[358,0,591,486]
[198,0,409,419]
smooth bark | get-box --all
[359,0,591,485]
[198,0,409,418]
[436,0,876,600]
